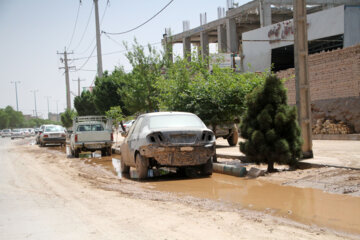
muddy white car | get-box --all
[70,116,113,158]
[39,125,66,147]
[120,112,216,179]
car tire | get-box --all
[107,147,112,156]
[227,130,239,146]
[201,158,213,176]
[74,149,80,158]
[121,159,130,174]
[101,149,107,157]
[135,153,148,179]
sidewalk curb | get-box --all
[217,153,360,171]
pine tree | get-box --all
[240,75,303,172]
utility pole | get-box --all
[55,100,59,122]
[10,81,20,111]
[30,90,38,118]
[293,0,313,158]
[58,47,75,110]
[94,0,103,78]
[45,96,51,119]
[73,77,86,96]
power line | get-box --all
[74,1,109,58]
[67,1,82,50]
[103,0,175,35]
[72,41,162,62]
[76,45,97,71]
[72,2,94,52]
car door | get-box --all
[121,117,142,166]
[127,117,144,165]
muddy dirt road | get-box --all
[0,138,359,240]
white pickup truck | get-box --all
[70,116,113,158]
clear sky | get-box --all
[0,0,250,118]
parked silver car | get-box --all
[120,112,215,179]
[2,129,11,138]
[39,125,66,147]
[11,129,25,139]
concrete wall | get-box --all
[277,44,360,132]
[344,6,360,47]
[242,5,345,72]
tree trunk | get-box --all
[267,160,274,172]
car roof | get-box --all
[139,112,196,118]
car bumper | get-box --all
[42,137,66,144]
[140,144,215,167]
[74,141,113,150]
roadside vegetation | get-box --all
[0,106,59,129]
[240,75,303,171]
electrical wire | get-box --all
[72,41,162,61]
[103,0,175,35]
[72,2,94,52]
[67,1,81,50]
[76,45,97,71]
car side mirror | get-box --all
[121,132,127,137]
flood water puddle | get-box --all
[146,173,360,235]
[72,150,360,235]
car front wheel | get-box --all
[135,153,148,179]
[201,158,213,176]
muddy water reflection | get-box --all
[147,173,360,235]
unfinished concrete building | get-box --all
[163,0,360,72]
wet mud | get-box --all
[61,147,360,236]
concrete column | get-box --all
[200,31,209,59]
[163,37,173,63]
[259,0,272,27]
[183,37,191,61]
[226,18,238,53]
[217,25,227,53]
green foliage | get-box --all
[61,109,77,129]
[239,75,302,171]
[158,55,265,128]
[105,106,123,126]
[121,39,164,113]
[93,68,129,115]
[0,106,59,129]
[74,90,99,116]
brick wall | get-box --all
[277,44,360,105]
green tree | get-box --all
[239,75,302,172]
[93,69,129,115]
[4,106,24,128]
[0,109,9,129]
[61,109,77,129]
[158,55,265,130]
[105,106,124,130]
[74,90,99,116]
[121,39,163,113]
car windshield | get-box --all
[13,129,21,132]
[45,126,63,132]
[77,124,104,132]
[149,114,204,129]
[3,129,10,133]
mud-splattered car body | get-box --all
[120,112,216,178]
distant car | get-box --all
[36,125,48,144]
[39,125,66,147]
[21,128,31,137]
[120,112,215,179]
[11,129,25,139]
[122,120,135,132]
[2,129,11,138]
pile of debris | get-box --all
[313,119,354,135]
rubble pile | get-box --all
[313,119,354,135]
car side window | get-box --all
[128,117,143,139]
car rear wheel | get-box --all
[74,149,80,158]
[120,159,130,174]
[107,147,112,156]
[135,153,148,179]
[201,158,213,176]
[227,130,239,146]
